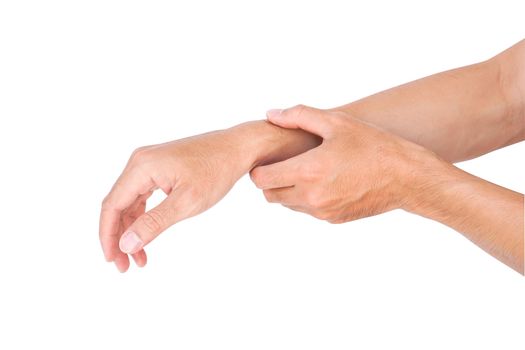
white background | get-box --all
[0,1,524,349]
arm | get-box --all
[99,122,320,272]
[408,158,524,273]
[246,41,525,178]
[334,39,525,162]
[247,41,525,272]
[237,41,525,174]
[100,40,524,272]
[251,106,524,274]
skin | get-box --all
[99,125,321,271]
[332,40,525,163]
[252,106,524,274]
[100,40,524,274]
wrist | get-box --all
[219,122,261,174]
[226,121,282,172]
[399,148,464,217]
[227,120,322,172]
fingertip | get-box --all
[116,265,125,273]
[132,249,148,268]
[114,262,128,273]
[103,249,116,262]
[119,231,144,254]
[114,254,130,273]
[266,109,283,121]
[249,166,265,189]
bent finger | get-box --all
[250,157,303,190]
[99,170,155,261]
[263,186,298,205]
[267,104,334,139]
[119,187,191,254]
[114,252,130,273]
[131,249,147,268]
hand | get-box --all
[250,105,437,223]
[99,129,253,272]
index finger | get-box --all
[99,169,154,262]
[250,156,302,190]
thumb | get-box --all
[266,104,334,138]
[119,193,180,254]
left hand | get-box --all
[250,105,437,223]
[99,129,255,272]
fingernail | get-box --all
[266,109,283,120]
[119,231,143,254]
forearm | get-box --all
[334,40,525,162]
[226,41,525,173]
[404,155,524,273]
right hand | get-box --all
[99,129,251,272]
[250,105,436,223]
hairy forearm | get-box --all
[334,40,525,162]
[404,155,524,274]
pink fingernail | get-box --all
[266,109,283,120]
[119,231,143,254]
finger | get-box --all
[250,157,302,190]
[111,216,132,272]
[114,253,130,273]
[263,186,298,205]
[99,206,121,262]
[266,104,334,138]
[131,249,147,268]
[119,187,190,254]
[124,191,153,223]
[100,170,155,262]
[283,204,310,214]
[103,170,155,212]
[124,192,152,267]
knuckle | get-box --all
[101,195,113,210]
[300,162,322,182]
[304,188,331,210]
[312,210,331,221]
[250,168,265,188]
[290,103,308,116]
[328,213,351,224]
[319,116,340,138]
[140,210,164,234]
[329,209,357,224]
[101,195,109,208]
[263,189,275,203]
[327,114,345,131]
[304,190,321,208]
[129,146,151,163]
